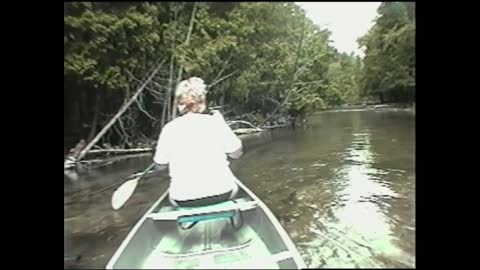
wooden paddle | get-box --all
[111,163,156,210]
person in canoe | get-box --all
[153,77,243,207]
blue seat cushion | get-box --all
[177,200,237,223]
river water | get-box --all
[64,109,415,268]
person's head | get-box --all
[175,77,207,115]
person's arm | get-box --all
[153,125,171,165]
[212,110,243,159]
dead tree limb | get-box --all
[68,140,86,159]
[75,60,166,161]
[162,6,179,127]
[116,116,131,147]
[127,71,165,99]
[227,120,260,130]
[233,128,263,135]
[85,148,153,155]
[260,124,289,129]
[86,93,100,143]
[263,96,282,105]
[207,53,235,90]
[135,94,157,121]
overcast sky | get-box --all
[295,2,381,56]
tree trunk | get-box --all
[379,92,384,103]
[80,89,88,139]
[69,139,86,159]
[220,92,225,107]
[160,89,168,128]
[76,60,165,161]
[171,2,198,120]
[86,93,100,143]
[161,5,178,128]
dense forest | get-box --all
[64,2,415,157]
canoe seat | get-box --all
[176,201,240,229]
[148,198,257,225]
[177,200,237,223]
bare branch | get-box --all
[126,71,161,121]
[226,120,260,129]
[207,53,235,90]
[126,70,166,96]
[135,98,157,121]
[263,96,281,105]
[117,117,131,146]
[260,124,289,129]
[208,70,238,89]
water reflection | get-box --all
[236,111,415,268]
[292,114,413,268]
[321,131,407,267]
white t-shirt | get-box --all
[153,112,242,201]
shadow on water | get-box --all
[64,110,415,269]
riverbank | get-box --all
[64,121,285,170]
[322,102,415,113]
[65,102,415,169]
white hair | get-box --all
[175,77,207,97]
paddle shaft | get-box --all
[136,162,156,181]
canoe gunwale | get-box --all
[234,180,307,269]
[106,190,170,269]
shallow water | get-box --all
[64,110,415,268]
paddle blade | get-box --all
[111,178,139,210]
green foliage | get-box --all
[357,2,415,103]
[64,2,164,90]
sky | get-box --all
[296,2,381,56]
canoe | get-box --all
[106,180,307,269]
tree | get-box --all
[357,2,415,103]
[64,2,371,153]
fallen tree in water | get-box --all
[85,148,153,155]
[75,60,165,162]
[232,128,263,135]
[64,110,292,170]
[65,126,266,169]
[64,61,165,169]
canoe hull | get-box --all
[106,180,306,269]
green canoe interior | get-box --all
[109,187,302,269]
